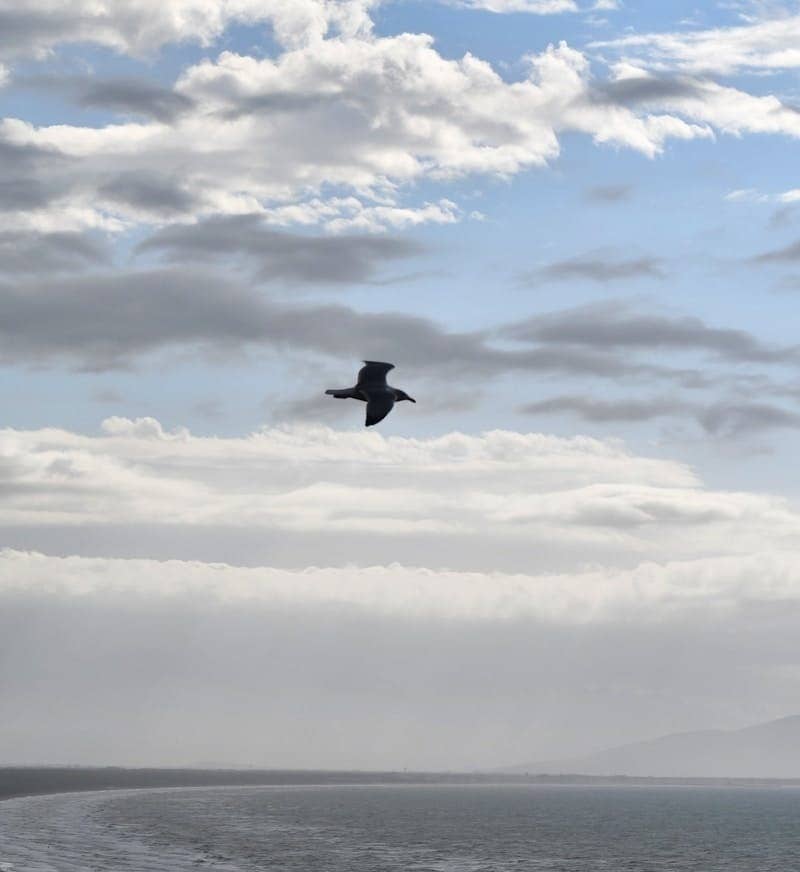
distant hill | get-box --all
[508,716,800,778]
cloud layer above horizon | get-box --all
[4,0,800,769]
[1,420,800,767]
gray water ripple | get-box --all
[1,784,799,871]
[0,790,242,871]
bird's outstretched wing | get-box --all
[365,393,395,427]
[358,360,394,386]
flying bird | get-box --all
[326,361,416,427]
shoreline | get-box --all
[3,767,800,804]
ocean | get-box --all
[0,783,798,870]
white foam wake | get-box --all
[0,789,244,871]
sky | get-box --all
[2,0,800,771]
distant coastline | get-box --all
[503,715,800,779]
[3,767,800,803]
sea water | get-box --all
[0,783,798,870]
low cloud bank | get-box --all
[1,549,799,770]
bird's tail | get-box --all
[326,388,358,399]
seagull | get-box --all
[326,361,416,427]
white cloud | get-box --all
[0,0,633,69]
[259,196,461,233]
[0,40,740,233]
[0,0,621,71]
[598,61,800,141]
[725,187,769,202]
[441,0,578,12]
[2,547,800,624]
[0,420,798,571]
[594,11,800,74]
[0,0,378,60]
[3,7,800,238]
[326,199,461,233]
[724,186,800,204]
[2,546,800,768]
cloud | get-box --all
[0,261,784,400]
[775,275,800,292]
[0,416,798,767]
[0,0,622,75]
[0,264,673,377]
[2,37,760,234]
[129,193,461,233]
[2,5,800,239]
[731,187,800,207]
[724,187,800,227]
[446,0,619,10]
[698,401,800,437]
[2,546,800,767]
[75,78,196,122]
[505,301,794,363]
[584,184,633,203]
[171,38,572,178]
[0,229,107,273]
[725,188,770,203]
[322,199,461,234]
[0,267,386,367]
[522,394,688,422]
[91,388,124,404]
[590,75,702,106]
[19,74,198,123]
[0,135,72,215]
[0,0,377,61]
[136,214,424,283]
[593,12,800,75]
[2,547,798,628]
[0,257,784,395]
[170,38,776,171]
[522,393,800,437]
[98,172,199,218]
[590,64,800,142]
[0,420,796,573]
[440,0,578,12]
[753,238,800,263]
[521,253,665,284]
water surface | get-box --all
[1,783,798,870]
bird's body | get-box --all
[326,361,416,426]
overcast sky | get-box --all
[2,0,800,770]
